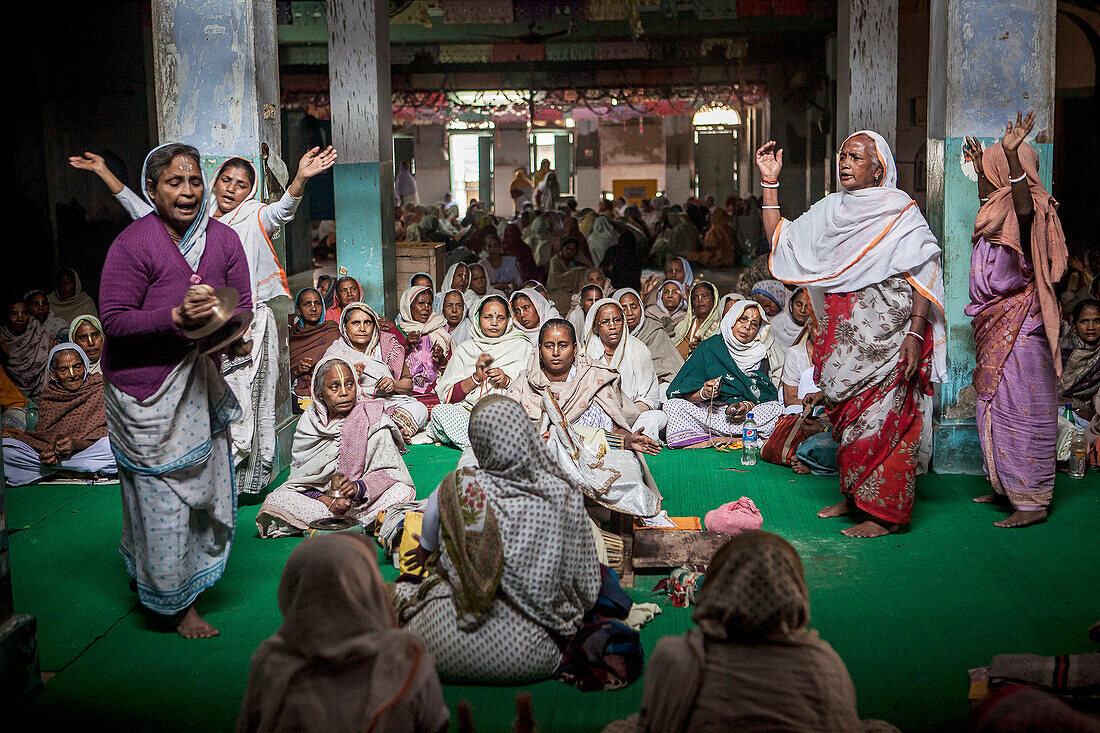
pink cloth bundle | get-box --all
[704,497,763,534]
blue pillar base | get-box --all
[932,417,985,475]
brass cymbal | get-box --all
[182,287,242,339]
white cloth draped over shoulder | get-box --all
[396,284,452,353]
[510,287,556,345]
[768,129,946,383]
[582,298,662,410]
[435,295,532,409]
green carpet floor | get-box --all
[10,446,1100,732]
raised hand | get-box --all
[297,146,338,179]
[68,152,107,173]
[755,141,784,180]
[963,137,985,178]
[1002,110,1035,152]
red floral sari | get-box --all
[814,279,934,525]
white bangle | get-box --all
[760,182,779,189]
[1008,172,1027,184]
[762,206,780,210]
[906,331,924,342]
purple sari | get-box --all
[965,237,1055,510]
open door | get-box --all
[694,129,739,202]
[478,136,493,209]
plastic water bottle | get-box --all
[25,403,38,431]
[1069,428,1088,478]
[741,412,758,466]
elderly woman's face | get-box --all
[344,309,375,349]
[57,272,77,299]
[691,285,715,318]
[752,293,782,318]
[336,278,360,307]
[838,134,882,191]
[320,362,357,418]
[585,269,604,286]
[297,290,324,326]
[6,303,29,334]
[479,299,509,337]
[410,274,433,289]
[732,306,763,344]
[790,290,812,325]
[149,154,203,234]
[442,292,465,326]
[594,303,625,350]
[666,259,685,283]
[73,321,103,362]
[581,287,602,314]
[470,266,488,295]
[511,294,540,330]
[410,289,433,324]
[661,283,683,311]
[619,293,643,331]
[484,236,502,258]
[452,264,470,291]
[50,349,86,392]
[27,293,49,322]
[539,325,575,378]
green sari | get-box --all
[668,333,778,404]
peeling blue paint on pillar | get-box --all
[333,162,396,312]
[926,0,1056,473]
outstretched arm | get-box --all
[963,137,995,204]
[755,141,784,243]
[1001,111,1035,260]
[258,146,338,233]
[69,152,154,220]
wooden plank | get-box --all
[631,529,728,570]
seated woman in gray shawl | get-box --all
[604,531,898,732]
[394,396,600,683]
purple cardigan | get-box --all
[100,214,253,400]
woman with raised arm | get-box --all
[99,142,252,637]
[71,145,337,496]
[758,130,945,538]
[963,111,1066,528]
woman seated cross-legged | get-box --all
[429,295,532,450]
[256,357,415,538]
[604,531,898,732]
[394,395,600,683]
[3,344,116,486]
[507,319,663,519]
[665,300,784,448]
[321,302,428,440]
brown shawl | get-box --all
[237,534,448,733]
[507,352,640,429]
[20,373,107,453]
[974,142,1067,372]
[289,320,340,397]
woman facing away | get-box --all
[762,130,946,538]
[72,145,337,496]
[288,287,340,411]
[665,300,784,448]
[394,395,600,683]
[429,295,532,450]
[603,531,898,732]
[99,142,252,638]
[320,302,427,441]
[3,344,116,486]
[255,357,415,538]
[963,112,1067,528]
[237,533,449,733]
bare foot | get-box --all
[841,519,899,538]
[177,606,219,639]
[792,459,810,475]
[994,509,1048,529]
[973,493,1007,504]
[817,498,857,519]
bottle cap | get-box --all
[746,412,754,419]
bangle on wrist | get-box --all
[761,181,779,189]
[1008,172,1027,184]
[906,331,924,342]
[762,205,780,210]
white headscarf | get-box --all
[587,215,617,266]
[396,285,451,353]
[142,142,209,270]
[434,295,532,408]
[43,343,91,389]
[673,257,694,289]
[582,298,661,409]
[509,287,555,344]
[440,289,473,346]
[614,287,647,337]
[68,315,103,375]
[439,262,469,296]
[650,279,688,320]
[769,129,946,382]
[320,303,394,393]
[720,300,772,373]
[769,287,810,351]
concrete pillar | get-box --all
[327,0,397,316]
[927,0,1056,472]
[151,0,296,474]
[837,0,899,149]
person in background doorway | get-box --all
[395,159,418,206]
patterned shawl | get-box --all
[289,288,339,398]
[436,396,599,633]
[20,345,107,454]
[1060,332,1100,410]
[1,316,50,398]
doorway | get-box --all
[530,129,574,196]
[692,105,742,203]
[448,129,494,210]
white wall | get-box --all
[493,125,528,215]
[600,118,666,195]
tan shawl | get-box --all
[236,534,449,733]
